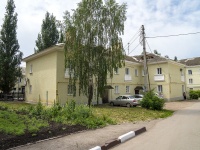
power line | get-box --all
[124,27,142,49]
[128,42,141,55]
[145,39,167,74]
[146,31,200,38]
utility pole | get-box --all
[141,25,148,92]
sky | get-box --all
[1,0,200,66]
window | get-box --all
[135,69,138,76]
[65,68,75,78]
[114,68,119,74]
[114,86,119,93]
[189,79,193,84]
[18,88,21,91]
[30,64,33,74]
[68,85,75,95]
[188,70,192,75]
[157,68,162,74]
[142,70,144,76]
[125,68,129,75]
[13,88,16,91]
[126,86,130,93]
[157,85,163,93]
[29,85,32,94]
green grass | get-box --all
[0,101,174,136]
[93,105,173,123]
[0,110,48,135]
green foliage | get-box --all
[64,0,127,106]
[35,11,59,52]
[0,110,48,136]
[189,90,200,99]
[0,0,23,93]
[140,90,165,110]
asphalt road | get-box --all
[112,102,200,150]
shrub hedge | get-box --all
[140,90,165,110]
[189,90,200,99]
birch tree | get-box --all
[64,0,127,106]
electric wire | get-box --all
[123,27,142,50]
[145,39,167,74]
[128,42,141,55]
[146,31,200,38]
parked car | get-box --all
[132,94,144,104]
[110,95,142,107]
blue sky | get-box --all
[1,0,200,65]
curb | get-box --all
[89,127,146,150]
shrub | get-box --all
[189,90,199,99]
[140,90,165,110]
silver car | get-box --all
[110,95,141,107]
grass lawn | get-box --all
[0,101,174,136]
[93,105,173,124]
[0,110,48,135]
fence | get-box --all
[0,92,25,101]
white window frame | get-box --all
[114,68,119,74]
[188,70,192,75]
[135,69,138,76]
[125,68,129,75]
[189,78,193,84]
[68,85,74,95]
[126,86,130,93]
[157,85,163,93]
[142,70,144,76]
[30,64,33,74]
[114,86,119,94]
[157,68,162,74]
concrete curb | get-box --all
[89,127,146,150]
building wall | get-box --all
[25,52,57,105]
[185,66,200,94]
[107,61,143,101]
[56,50,101,105]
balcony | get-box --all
[154,74,165,81]
[181,75,185,82]
[125,75,132,81]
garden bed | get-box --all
[0,122,87,150]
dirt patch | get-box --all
[0,122,87,150]
[1,100,199,150]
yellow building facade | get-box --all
[23,44,190,105]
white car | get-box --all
[110,95,141,107]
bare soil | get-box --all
[1,100,199,150]
[0,122,87,150]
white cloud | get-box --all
[0,0,200,60]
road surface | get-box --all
[112,102,200,150]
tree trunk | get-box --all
[88,79,93,107]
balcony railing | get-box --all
[181,75,185,82]
[125,75,132,81]
[154,74,165,81]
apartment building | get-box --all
[23,44,188,105]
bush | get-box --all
[189,90,200,99]
[140,90,165,110]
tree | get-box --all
[174,56,178,61]
[35,12,59,52]
[64,0,127,106]
[165,55,169,58]
[0,0,23,94]
[153,50,161,55]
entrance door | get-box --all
[135,90,139,94]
